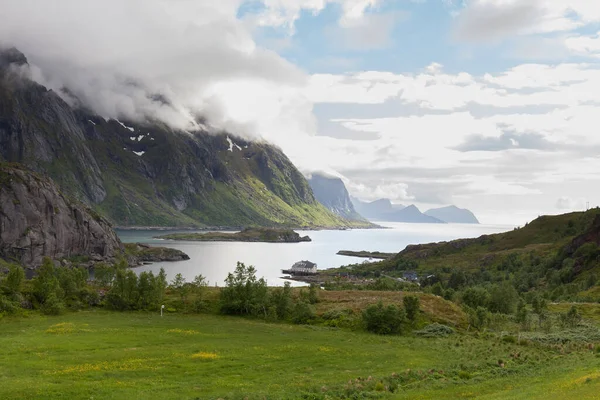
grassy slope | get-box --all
[0,311,598,400]
[348,209,600,279]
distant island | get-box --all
[155,227,312,243]
[337,250,395,259]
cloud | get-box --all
[454,132,556,152]
[244,0,383,34]
[556,196,587,210]
[453,1,544,42]
[0,0,309,136]
[327,11,409,50]
[452,0,600,43]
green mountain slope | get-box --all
[0,48,364,228]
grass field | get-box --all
[1,311,599,399]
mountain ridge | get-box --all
[0,48,357,229]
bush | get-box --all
[40,292,64,315]
[461,286,490,309]
[362,301,406,335]
[292,301,316,324]
[403,295,420,322]
[414,323,455,337]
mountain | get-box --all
[307,174,368,222]
[0,48,355,229]
[0,163,122,267]
[351,198,443,224]
[394,205,445,224]
[425,206,479,224]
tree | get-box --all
[220,262,268,316]
[94,263,115,287]
[270,281,293,320]
[105,268,139,310]
[516,299,528,325]
[403,295,420,323]
[32,258,63,306]
[362,301,406,335]
[531,294,547,315]
[308,283,320,304]
[157,268,168,304]
[461,287,490,310]
[447,270,468,290]
[488,283,519,314]
[138,271,159,310]
[191,274,208,312]
[3,264,24,296]
[170,273,190,304]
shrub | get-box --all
[560,306,582,328]
[362,301,406,335]
[292,301,316,324]
[414,323,455,337]
[403,295,420,322]
[40,292,64,315]
[461,286,490,309]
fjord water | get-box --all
[118,223,513,286]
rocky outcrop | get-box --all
[0,163,123,267]
[125,243,190,265]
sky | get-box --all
[1,0,600,225]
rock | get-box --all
[0,164,123,267]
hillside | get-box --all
[0,48,354,229]
[307,173,369,222]
[336,209,600,301]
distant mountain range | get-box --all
[351,197,479,224]
[424,205,479,224]
[306,171,480,225]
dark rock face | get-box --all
[0,164,123,267]
[308,174,366,221]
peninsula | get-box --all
[155,227,312,243]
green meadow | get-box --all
[1,311,599,400]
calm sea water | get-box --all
[117,222,513,287]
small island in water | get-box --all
[337,250,395,259]
[155,227,312,243]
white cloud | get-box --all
[556,196,587,210]
[0,0,308,136]
[246,0,383,34]
[565,31,600,57]
[454,0,600,42]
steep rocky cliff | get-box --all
[0,163,123,267]
[0,48,352,228]
[308,173,367,222]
